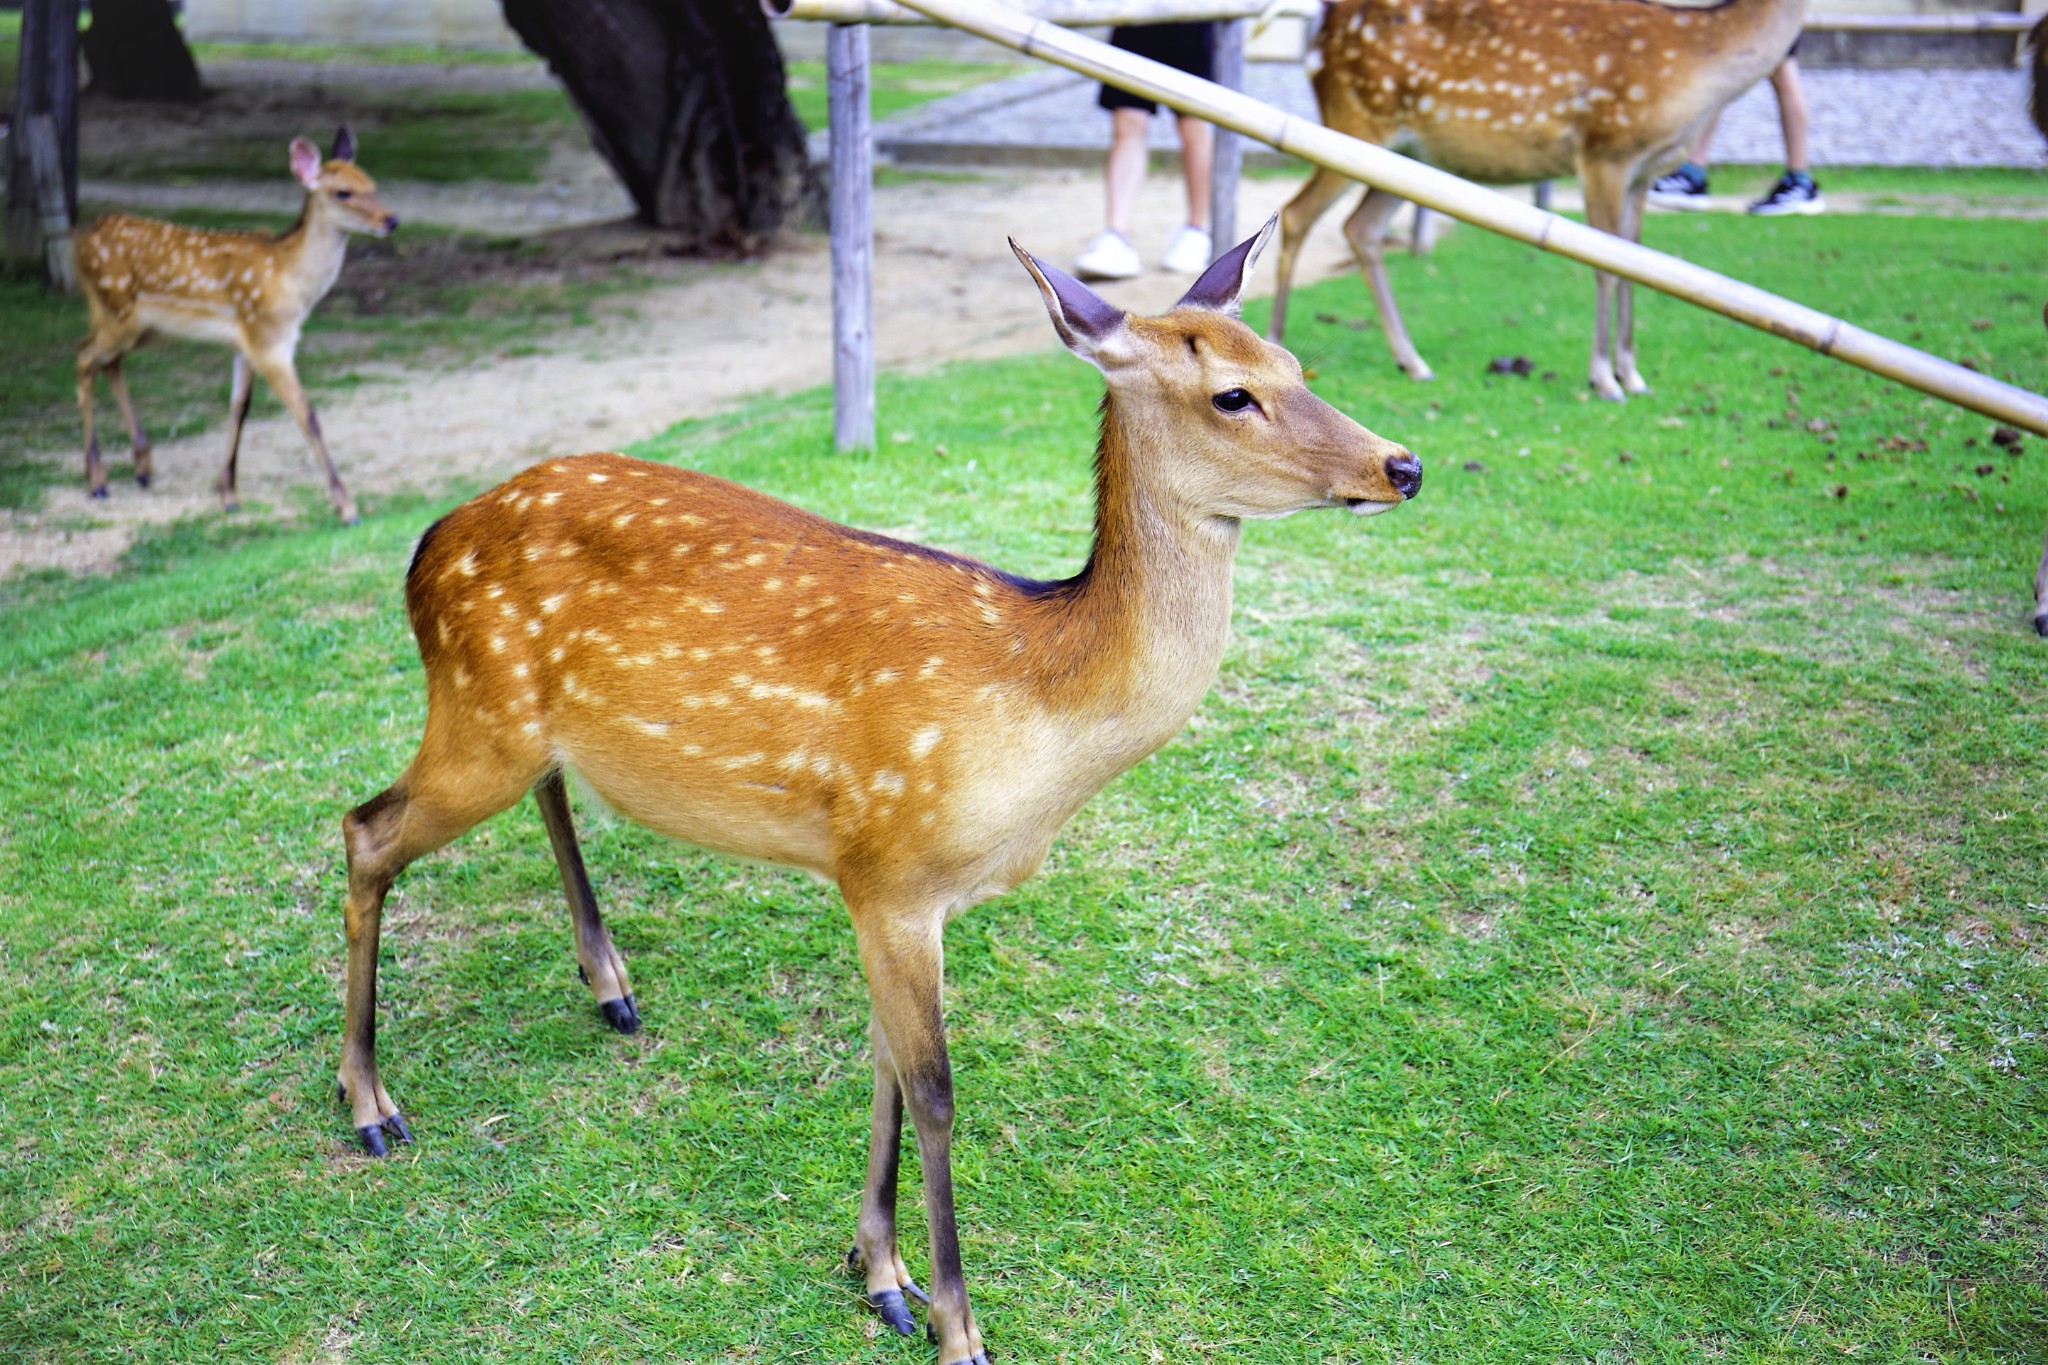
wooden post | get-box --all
[828,21,876,453]
[24,116,78,293]
[1207,17,1243,260]
[6,0,81,287]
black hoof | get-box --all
[2034,612,2048,639]
[357,1123,389,1158]
[601,994,640,1034]
[868,1288,916,1337]
[135,472,151,489]
[942,1356,991,1365]
[223,500,241,514]
[88,486,109,501]
[384,1111,414,1145]
[342,512,361,527]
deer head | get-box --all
[1013,216,1421,522]
[292,125,399,237]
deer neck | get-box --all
[1042,392,1241,739]
[278,194,351,307]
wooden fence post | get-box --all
[5,0,81,288]
[828,21,877,452]
[1207,16,1243,259]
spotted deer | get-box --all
[72,126,397,521]
[336,221,1418,1365]
[1269,0,1807,398]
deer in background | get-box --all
[1269,0,1808,399]
[72,126,397,522]
[335,220,1419,1365]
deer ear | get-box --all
[333,124,357,163]
[290,137,322,189]
[1010,239,1129,368]
[1174,214,1278,316]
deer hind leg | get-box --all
[338,705,545,1155]
[220,355,255,512]
[1270,165,1357,343]
[847,1007,929,1336]
[1579,160,1630,401]
[103,360,153,487]
[1344,186,1433,381]
[251,349,359,525]
[1612,181,1652,396]
[532,768,639,1034]
[849,899,987,1365]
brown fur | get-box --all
[72,132,397,520]
[334,234,1418,1363]
[1271,0,1806,398]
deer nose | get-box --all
[1385,451,1422,500]
[383,214,400,233]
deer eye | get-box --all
[334,189,354,201]
[1213,388,1253,413]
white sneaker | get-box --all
[1074,231,1142,281]
[1160,224,1213,274]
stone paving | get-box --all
[878,62,2048,169]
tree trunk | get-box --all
[499,0,818,250]
[81,0,204,103]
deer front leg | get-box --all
[853,907,989,1365]
[76,348,107,499]
[104,360,154,487]
[1580,162,1630,401]
[1344,187,1433,382]
[220,355,255,512]
[532,768,640,1033]
[848,1008,928,1336]
[253,350,359,525]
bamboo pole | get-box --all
[829,22,877,452]
[881,0,2048,439]
[773,0,1266,26]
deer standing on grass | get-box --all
[1269,0,1808,399]
[72,126,397,522]
[336,221,1419,1365]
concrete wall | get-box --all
[182,0,524,49]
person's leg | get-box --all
[1106,106,1152,239]
[1175,115,1213,231]
[1690,111,1721,168]
[1751,55,1823,214]
[1770,56,1810,172]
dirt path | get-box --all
[5,170,1342,577]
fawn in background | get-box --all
[72,125,397,522]
[335,220,1418,1365]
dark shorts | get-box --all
[1097,22,1216,115]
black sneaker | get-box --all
[1647,162,1709,209]
[1749,171,1825,216]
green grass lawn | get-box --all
[2,208,2045,1362]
